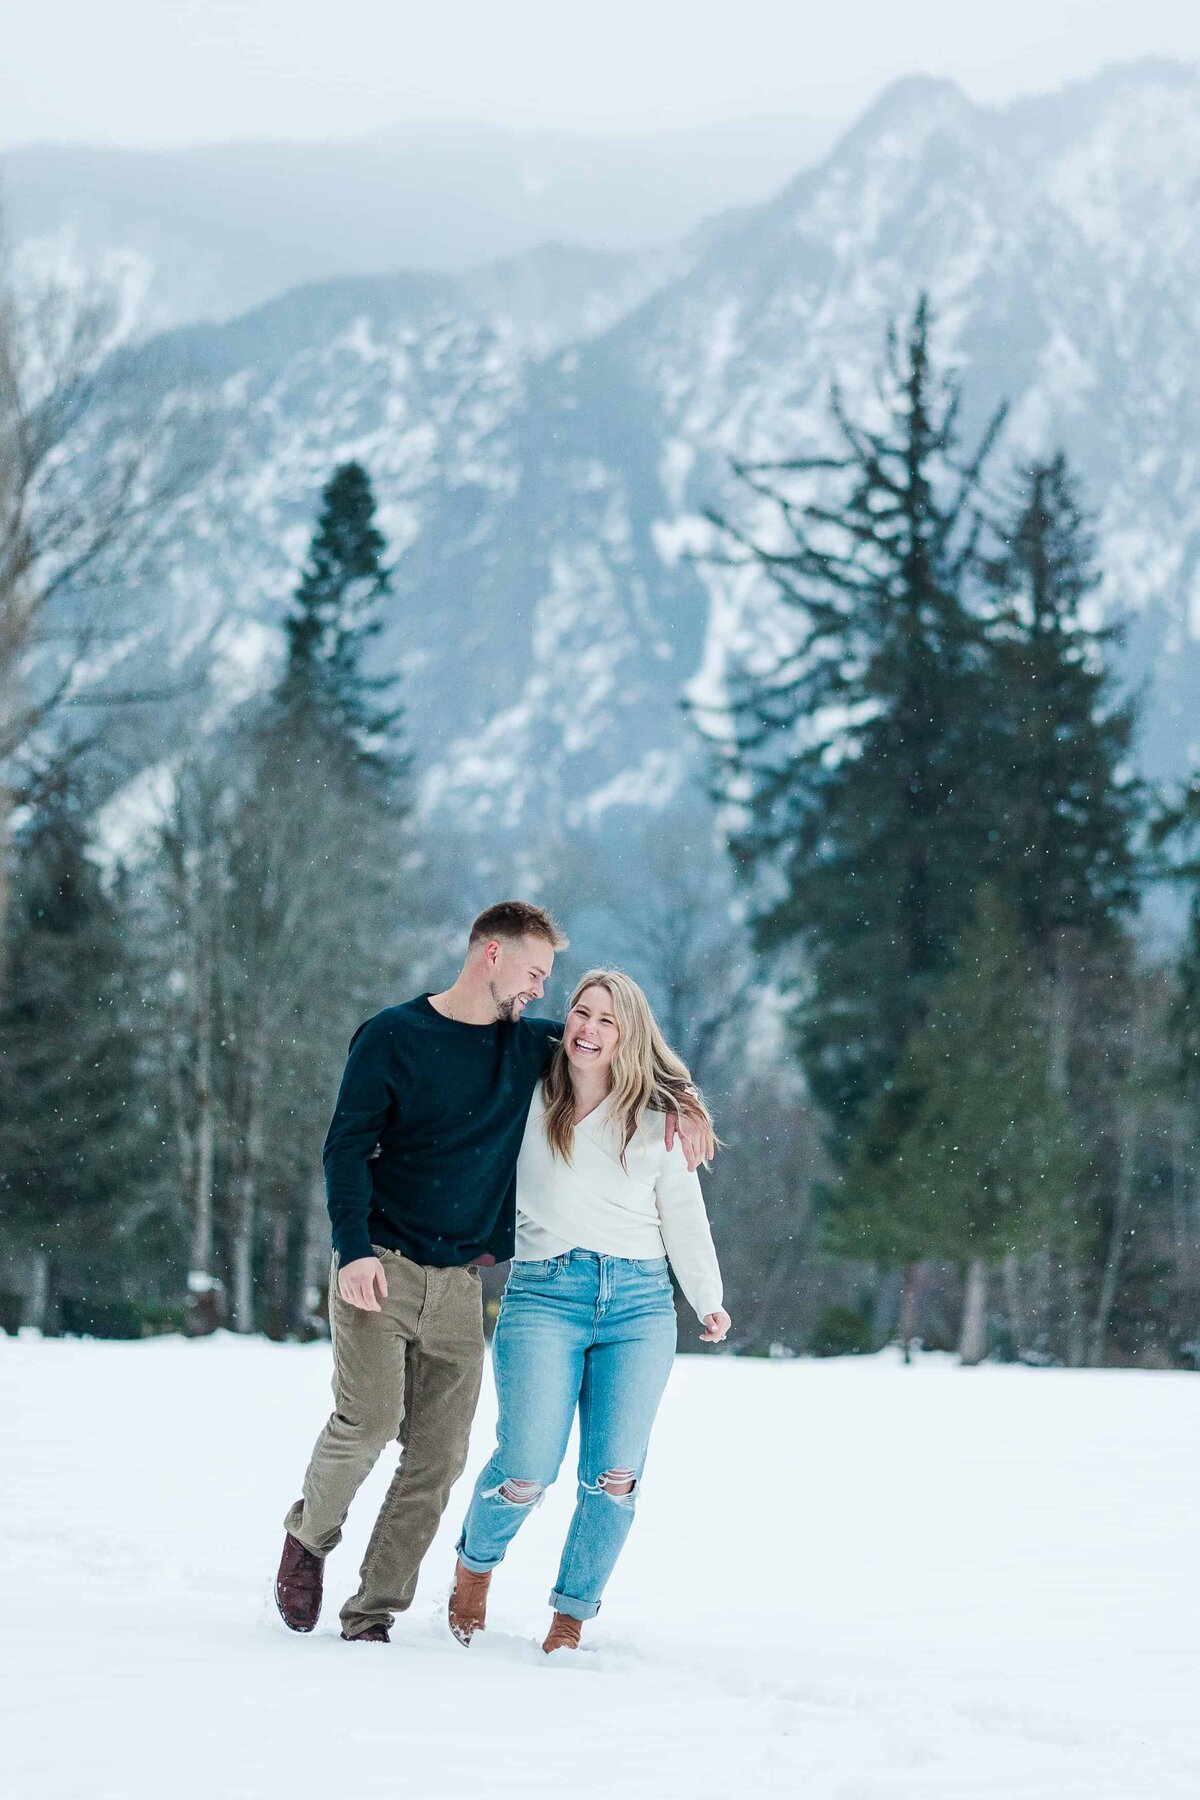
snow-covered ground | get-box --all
[4,1335,1198,1799]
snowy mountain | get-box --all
[1,117,838,328]
[81,60,1200,860]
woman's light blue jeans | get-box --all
[456,1249,678,1621]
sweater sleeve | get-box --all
[322,1015,397,1266]
[653,1142,724,1322]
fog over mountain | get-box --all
[1,116,839,327]
[46,60,1200,865]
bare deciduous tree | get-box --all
[0,259,201,958]
[154,756,229,1331]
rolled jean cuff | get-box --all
[548,1588,601,1622]
[455,1535,504,1575]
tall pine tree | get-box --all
[700,295,1005,1150]
[982,453,1140,951]
[977,457,1143,1360]
[275,460,403,765]
[216,461,416,1332]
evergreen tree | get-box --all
[1170,897,1200,1101]
[982,453,1140,951]
[1153,776,1200,1117]
[974,456,1143,1359]
[276,460,403,762]
[828,889,1083,1356]
[214,461,418,1332]
[0,776,145,1330]
[700,295,1005,1149]
[1165,891,1200,1348]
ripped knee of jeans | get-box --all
[583,1467,637,1507]
[483,1475,545,1508]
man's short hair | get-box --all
[468,900,568,952]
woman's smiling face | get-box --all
[564,984,620,1080]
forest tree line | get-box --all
[1,282,1198,1365]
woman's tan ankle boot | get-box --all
[448,1560,492,1646]
[542,1611,583,1654]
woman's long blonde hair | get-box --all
[542,967,715,1166]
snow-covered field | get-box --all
[4,1335,1198,1800]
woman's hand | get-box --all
[666,1107,717,1171]
[700,1309,731,1344]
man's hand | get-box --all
[338,1256,389,1312]
[700,1309,731,1344]
[664,1106,717,1172]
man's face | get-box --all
[486,934,554,1022]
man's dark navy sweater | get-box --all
[322,995,561,1269]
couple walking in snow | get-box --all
[275,900,729,1653]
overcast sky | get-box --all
[3,0,1198,148]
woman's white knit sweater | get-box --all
[513,1087,724,1321]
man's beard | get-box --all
[489,983,522,1023]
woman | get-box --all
[448,968,731,1654]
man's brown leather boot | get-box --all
[542,1612,583,1654]
[447,1559,492,1646]
[341,1623,390,1642]
[275,1532,324,1633]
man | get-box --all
[275,899,713,1642]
